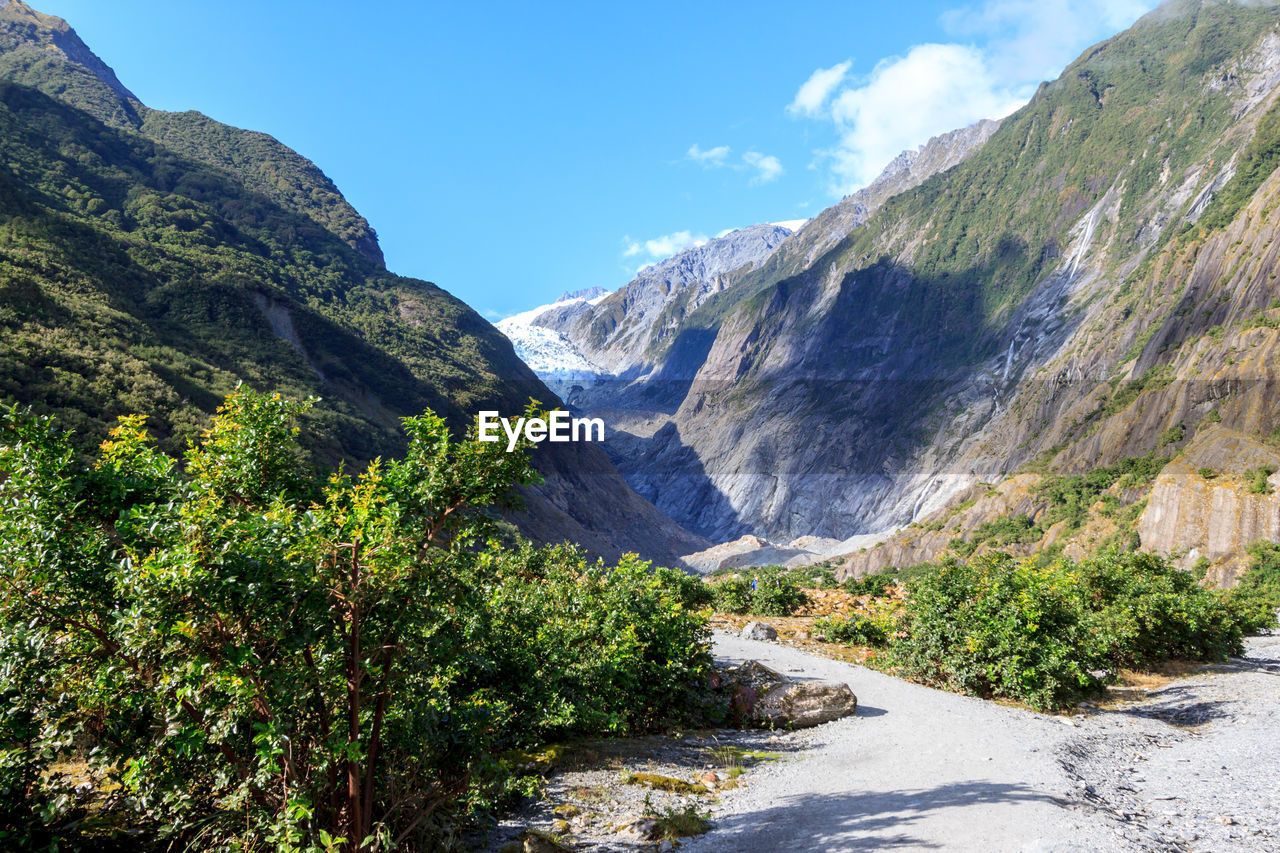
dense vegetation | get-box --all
[1229,541,1280,632]
[888,551,1249,710]
[0,65,533,465]
[0,391,713,851]
[706,566,819,617]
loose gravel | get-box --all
[478,629,1279,852]
[682,629,1280,852]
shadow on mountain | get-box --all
[606,418,751,543]
[701,781,1063,851]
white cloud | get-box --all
[787,60,852,117]
[686,144,785,186]
[791,0,1155,194]
[940,0,1153,82]
[687,143,731,166]
[621,230,710,268]
[825,43,1025,190]
[743,151,784,185]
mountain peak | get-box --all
[557,286,609,303]
[0,0,138,104]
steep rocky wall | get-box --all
[1138,429,1280,583]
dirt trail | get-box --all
[684,630,1280,852]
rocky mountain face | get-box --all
[537,223,799,385]
[514,122,1005,540]
[0,0,706,567]
[511,0,1280,580]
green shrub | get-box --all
[1246,464,1276,494]
[1076,550,1245,668]
[814,616,889,647]
[843,571,898,597]
[1228,541,1280,632]
[889,551,1246,710]
[749,575,809,616]
[0,391,714,849]
[889,554,1104,710]
[712,578,753,614]
[1198,467,1217,480]
[709,569,810,616]
[1159,424,1186,446]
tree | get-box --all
[0,388,541,850]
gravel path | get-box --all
[684,630,1280,852]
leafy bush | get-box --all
[1159,424,1185,446]
[748,575,809,617]
[479,544,714,739]
[889,551,1246,710]
[709,569,809,617]
[1228,542,1280,632]
[1077,551,1245,668]
[1246,464,1276,495]
[889,554,1104,710]
[813,616,889,647]
[843,571,898,598]
[0,390,713,850]
[711,578,753,615]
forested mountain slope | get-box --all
[0,0,705,564]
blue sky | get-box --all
[39,1,1153,318]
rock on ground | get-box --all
[740,621,778,641]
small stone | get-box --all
[699,771,719,786]
[617,817,661,842]
[549,819,570,834]
[1214,816,1237,826]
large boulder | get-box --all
[741,621,778,641]
[720,660,858,729]
[753,680,859,729]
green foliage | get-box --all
[950,513,1043,558]
[1196,93,1280,232]
[748,574,810,617]
[1198,467,1217,480]
[1159,423,1185,446]
[710,577,754,615]
[0,390,713,849]
[1076,550,1246,668]
[708,567,811,617]
[813,615,889,648]
[1245,464,1276,495]
[1035,452,1170,534]
[646,802,711,840]
[842,571,898,598]
[889,551,1246,710]
[889,554,1105,710]
[1227,542,1280,632]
